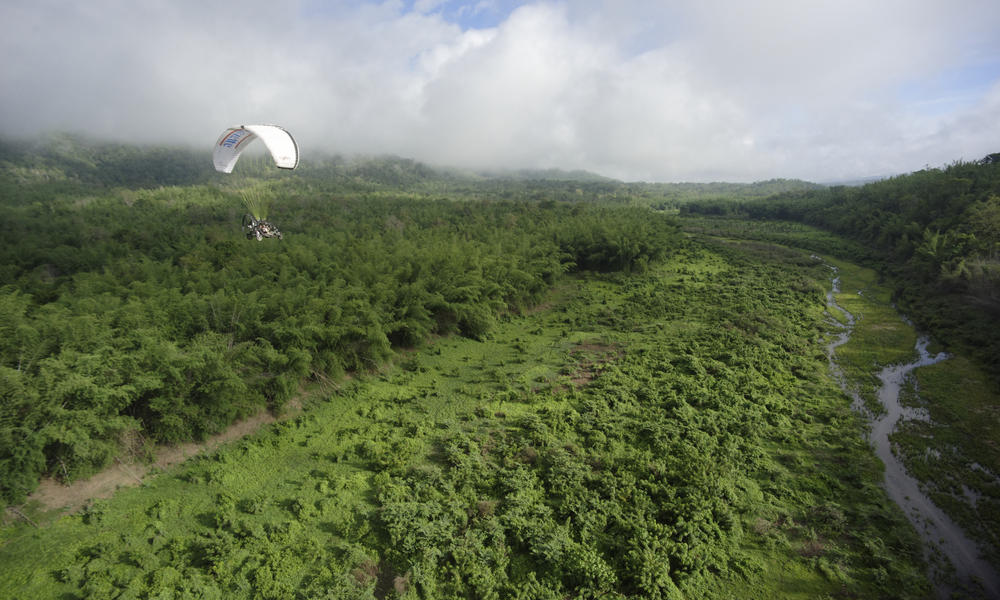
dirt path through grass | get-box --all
[28,410,278,515]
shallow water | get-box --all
[824,266,1000,598]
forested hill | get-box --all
[682,155,1000,376]
[1,134,820,206]
[0,134,217,191]
[0,134,451,193]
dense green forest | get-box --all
[1,136,995,598]
[680,155,1000,378]
[1,136,683,502]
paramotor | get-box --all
[242,214,283,241]
[214,124,298,241]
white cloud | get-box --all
[1,0,999,181]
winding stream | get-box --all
[824,266,1000,599]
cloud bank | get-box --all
[2,0,999,182]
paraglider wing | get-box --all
[213,125,299,173]
[245,125,299,170]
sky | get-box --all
[2,0,999,183]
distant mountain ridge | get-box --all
[471,167,615,182]
[0,133,819,192]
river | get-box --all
[824,265,1000,599]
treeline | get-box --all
[682,155,1000,374]
[444,178,824,209]
[0,176,680,503]
[0,134,217,191]
[635,178,823,211]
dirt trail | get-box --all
[29,411,277,515]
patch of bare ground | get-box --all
[522,282,575,316]
[567,341,622,387]
[29,410,278,515]
[523,301,553,315]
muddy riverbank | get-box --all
[824,265,1000,598]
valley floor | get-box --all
[1,238,968,599]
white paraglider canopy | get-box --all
[213,125,299,173]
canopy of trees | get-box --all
[0,137,681,503]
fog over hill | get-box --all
[0,133,822,202]
[2,1,999,182]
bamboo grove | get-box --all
[0,164,678,503]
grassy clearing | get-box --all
[681,217,1000,593]
[0,391,376,596]
[0,272,627,598]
